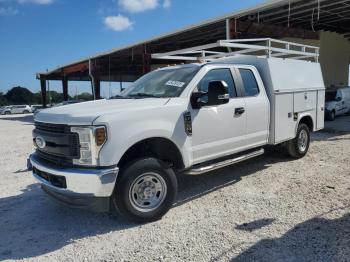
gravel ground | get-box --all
[0,114,349,262]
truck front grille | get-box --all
[35,150,74,167]
[34,122,80,167]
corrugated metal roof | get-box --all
[39,0,303,76]
[39,0,350,77]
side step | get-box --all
[185,148,265,175]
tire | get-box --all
[328,111,335,121]
[4,111,11,115]
[23,110,29,114]
[112,158,177,223]
[286,123,310,159]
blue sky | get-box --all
[0,0,264,96]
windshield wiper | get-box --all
[128,93,161,98]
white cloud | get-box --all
[104,15,133,31]
[18,0,54,5]
[119,0,158,13]
[0,6,18,15]
[163,0,170,9]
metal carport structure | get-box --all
[37,0,350,107]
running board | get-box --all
[185,148,265,175]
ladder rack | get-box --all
[152,38,319,63]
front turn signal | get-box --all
[95,127,107,146]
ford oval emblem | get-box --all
[35,136,46,149]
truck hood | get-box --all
[34,98,170,125]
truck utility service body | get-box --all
[30,39,325,222]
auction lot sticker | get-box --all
[166,80,185,88]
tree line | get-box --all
[0,86,93,106]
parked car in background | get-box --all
[0,105,32,115]
[325,87,350,121]
[31,105,44,113]
[0,106,11,115]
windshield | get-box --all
[114,66,200,99]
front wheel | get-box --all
[112,158,177,223]
[286,123,310,159]
[328,111,335,121]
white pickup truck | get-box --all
[29,39,325,222]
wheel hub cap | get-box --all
[298,130,308,152]
[129,172,167,212]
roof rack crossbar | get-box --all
[152,38,320,63]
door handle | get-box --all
[235,107,245,115]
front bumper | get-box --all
[29,153,119,209]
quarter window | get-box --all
[239,69,259,97]
[197,68,237,98]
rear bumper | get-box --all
[29,153,119,209]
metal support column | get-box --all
[143,44,151,74]
[93,76,101,99]
[40,78,47,108]
[62,77,69,101]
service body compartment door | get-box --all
[316,90,325,130]
[274,93,295,143]
[294,91,317,113]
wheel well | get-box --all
[299,115,314,131]
[118,138,184,171]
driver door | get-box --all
[190,66,247,164]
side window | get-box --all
[239,69,259,97]
[336,90,342,100]
[197,68,237,98]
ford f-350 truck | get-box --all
[29,39,325,222]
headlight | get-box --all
[71,126,107,166]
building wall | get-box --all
[319,31,350,87]
[284,32,350,88]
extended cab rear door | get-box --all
[236,66,270,148]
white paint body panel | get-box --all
[190,98,247,164]
[223,56,325,144]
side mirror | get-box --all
[191,80,230,109]
[207,80,230,105]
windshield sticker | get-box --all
[166,80,186,88]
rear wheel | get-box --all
[286,123,310,159]
[112,158,177,223]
